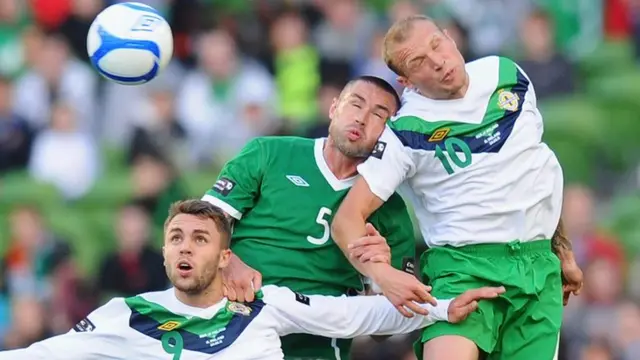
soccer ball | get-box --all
[87,2,173,85]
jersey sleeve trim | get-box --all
[201,194,243,220]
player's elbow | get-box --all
[330,210,354,247]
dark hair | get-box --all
[349,75,401,111]
[164,200,231,248]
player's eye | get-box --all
[171,235,181,243]
[351,102,362,108]
[374,112,384,119]
[196,236,207,244]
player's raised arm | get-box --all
[331,126,414,268]
[264,285,505,339]
[331,126,435,316]
[201,138,266,302]
[0,299,128,359]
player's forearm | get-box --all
[337,295,449,337]
[331,213,388,281]
[552,217,575,262]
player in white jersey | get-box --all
[331,15,583,360]
[0,200,504,360]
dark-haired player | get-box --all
[202,76,422,359]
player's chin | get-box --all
[174,280,201,294]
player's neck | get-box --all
[174,278,225,309]
[323,140,360,179]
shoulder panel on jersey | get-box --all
[258,136,315,150]
[390,57,529,154]
[124,296,265,355]
[253,135,315,171]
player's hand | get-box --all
[448,286,506,323]
[348,223,391,264]
[373,265,436,318]
[561,258,583,306]
[222,253,262,303]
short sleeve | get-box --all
[202,138,265,219]
[356,126,415,202]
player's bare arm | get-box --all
[223,253,262,302]
[552,217,584,305]
[332,177,436,317]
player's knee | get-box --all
[423,335,479,360]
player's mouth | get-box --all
[346,128,362,141]
[441,68,455,83]
[176,260,194,277]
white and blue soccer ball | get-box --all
[87,2,173,85]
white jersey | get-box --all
[358,56,563,247]
[0,285,451,360]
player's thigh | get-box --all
[489,254,563,360]
[422,335,479,360]
[416,295,501,358]
[417,248,506,357]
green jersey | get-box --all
[202,136,416,359]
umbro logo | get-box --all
[286,175,309,187]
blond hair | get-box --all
[383,15,437,76]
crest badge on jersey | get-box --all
[370,141,387,159]
[428,128,450,142]
[227,302,252,316]
[497,90,519,112]
[158,321,181,331]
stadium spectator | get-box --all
[562,185,624,269]
[0,0,30,78]
[176,28,277,165]
[1,205,71,300]
[270,10,320,128]
[130,152,188,228]
[563,258,625,359]
[0,76,32,174]
[303,81,343,138]
[97,202,166,299]
[13,32,97,132]
[28,101,99,200]
[354,29,401,92]
[1,296,52,350]
[518,8,576,100]
[58,0,101,64]
[126,86,189,170]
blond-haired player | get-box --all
[332,15,583,360]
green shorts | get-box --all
[415,240,562,360]
[281,334,351,360]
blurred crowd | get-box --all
[0,0,639,359]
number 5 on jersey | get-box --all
[434,137,472,175]
[307,207,332,245]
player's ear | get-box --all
[219,249,232,269]
[328,97,339,121]
[397,76,411,90]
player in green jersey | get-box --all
[201,76,423,359]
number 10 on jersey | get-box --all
[434,137,472,175]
